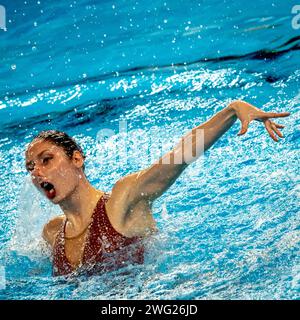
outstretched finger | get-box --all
[237,120,249,135]
[274,123,285,129]
[264,121,279,142]
[270,122,284,138]
[263,112,290,118]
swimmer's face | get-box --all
[25,139,84,204]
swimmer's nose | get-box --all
[32,175,47,189]
[31,165,45,181]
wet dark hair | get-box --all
[28,130,86,171]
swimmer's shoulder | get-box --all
[42,215,65,248]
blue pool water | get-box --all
[0,0,299,299]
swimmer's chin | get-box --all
[49,197,60,204]
[48,193,73,205]
[45,194,62,204]
[44,190,74,205]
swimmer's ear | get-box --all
[71,150,85,169]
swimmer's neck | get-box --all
[59,176,103,229]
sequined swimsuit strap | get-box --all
[82,193,110,263]
[52,218,73,276]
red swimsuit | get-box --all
[52,193,144,276]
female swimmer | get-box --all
[25,100,290,276]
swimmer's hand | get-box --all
[230,100,290,142]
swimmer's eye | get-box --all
[42,156,52,165]
[26,165,34,172]
[26,161,35,172]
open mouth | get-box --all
[40,181,56,200]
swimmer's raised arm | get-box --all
[122,100,290,206]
